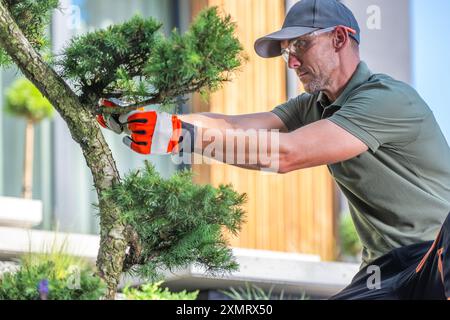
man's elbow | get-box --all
[261,134,309,174]
[277,149,305,174]
[277,164,291,174]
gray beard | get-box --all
[302,76,332,95]
[303,78,323,94]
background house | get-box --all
[1,0,449,299]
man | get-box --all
[98,0,450,299]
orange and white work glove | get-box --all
[96,98,185,155]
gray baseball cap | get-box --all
[254,0,360,58]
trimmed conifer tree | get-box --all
[0,1,246,299]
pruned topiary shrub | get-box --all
[0,1,246,298]
[102,162,246,280]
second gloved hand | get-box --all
[122,110,182,155]
[97,98,182,155]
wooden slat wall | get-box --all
[190,0,337,260]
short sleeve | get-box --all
[271,94,321,132]
[271,96,303,132]
[328,87,427,153]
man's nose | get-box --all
[288,54,301,69]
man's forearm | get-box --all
[179,124,288,173]
[179,113,236,130]
[178,111,286,132]
[177,112,291,172]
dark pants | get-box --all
[331,213,450,300]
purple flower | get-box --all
[38,279,49,300]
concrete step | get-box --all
[0,197,42,228]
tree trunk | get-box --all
[0,3,127,299]
[22,119,34,199]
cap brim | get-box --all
[254,26,320,58]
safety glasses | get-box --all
[281,26,357,63]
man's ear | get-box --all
[333,26,350,51]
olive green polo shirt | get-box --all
[272,61,450,267]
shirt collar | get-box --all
[317,61,373,108]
